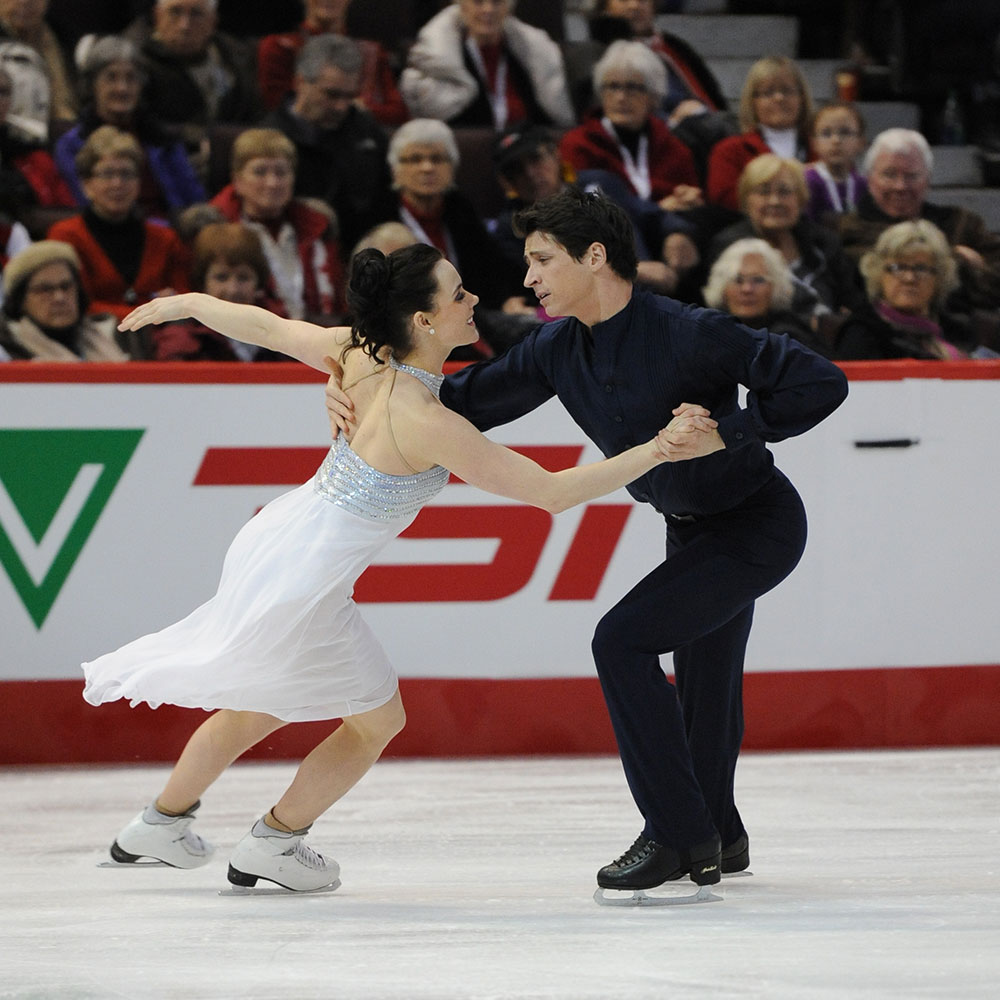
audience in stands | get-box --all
[257,0,408,126]
[833,219,985,360]
[124,0,260,155]
[400,0,575,131]
[707,55,813,211]
[0,239,142,359]
[55,36,204,221]
[0,0,76,138]
[47,126,189,321]
[560,40,706,295]
[151,220,288,359]
[210,127,346,324]
[702,236,829,355]
[261,34,393,259]
[0,64,73,221]
[709,154,864,322]
[837,128,1000,324]
[803,102,867,225]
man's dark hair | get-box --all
[513,187,638,281]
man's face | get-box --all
[867,149,929,220]
[294,64,360,130]
[153,0,216,57]
[502,145,563,203]
[523,231,600,322]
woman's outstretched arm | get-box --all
[120,293,353,373]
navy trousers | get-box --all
[592,471,808,850]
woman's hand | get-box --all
[325,355,355,440]
[119,293,201,331]
[656,403,724,462]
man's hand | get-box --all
[324,355,355,440]
[659,402,724,462]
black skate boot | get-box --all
[721,833,750,875]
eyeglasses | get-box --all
[397,152,451,166]
[753,86,799,99]
[318,87,360,102]
[749,184,798,199]
[884,262,937,278]
[815,127,861,139]
[730,274,771,287]
[90,167,140,181]
[873,168,925,184]
[26,279,77,297]
[243,163,294,179]
[601,81,649,96]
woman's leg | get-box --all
[269,691,406,830]
[156,709,288,815]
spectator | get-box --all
[368,117,533,354]
[0,64,74,218]
[833,219,980,359]
[400,0,575,131]
[350,220,417,259]
[708,154,864,322]
[130,0,260,154]
[257,0,407,126]
[55,36,204,221]
[0,0,76,137]
[47,126,190,321]
[837,128,1000,320]
[803,102,867,225]
[707,56,814,211]
[151,221,287,360]
[559,39,704,294]
[261,34,393,258]
[702,236,829,355]
[210,127,346,324]
[0,239,140,359]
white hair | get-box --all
[703,238,795,312]
[593,40,667,104]
[387,118,460,170]
[863,128,933,175]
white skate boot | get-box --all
[108,800,214,868]
[226,817,341,893]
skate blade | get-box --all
[593,883,723,907]
[98,859,170,868]
[722,869,753,879]
[218,877,342,897]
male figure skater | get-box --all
[328,188,848,901]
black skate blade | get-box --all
[593,883,723,907]
[218,878,341,897]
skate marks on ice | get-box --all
[594,882,723,906]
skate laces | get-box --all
[613,835,658,867]
[285,837,328,870]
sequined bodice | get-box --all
[312,358,449,522]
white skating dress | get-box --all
[82,359,449,722]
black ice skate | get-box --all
[593,833,723,906]
[722,832,752,878]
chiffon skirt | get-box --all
[82,481,408,722]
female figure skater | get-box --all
[83,243,705,893]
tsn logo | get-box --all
[194,444,633,603]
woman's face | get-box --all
[233,156,295,220]
[393,143,454,200]
[82,154,141,221]
[745,168,802,235]
[751,70,802,130]
[602,0,655,36]
[458,0,509,46]
[599,69,655,131]
[203,259,260,304]
[810,106,863,175]
[94,60,143,124]
[21,261,81,330]
[426,257,480,350]
[722,253,774,320]
[879,250,938,316]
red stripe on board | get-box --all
[194,447,329,485]
[2,666,998,764]
[548,505,632,601]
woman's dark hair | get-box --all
[513,187,638,281]
[347,244,444,361]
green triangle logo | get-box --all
[0,429,144,628]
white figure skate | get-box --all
[105,800,214,869]
[225,817,341,894]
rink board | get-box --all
[2,361,999,762]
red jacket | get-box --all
[559,114,699,201]
[705,130,772,211]
[47,214,190,320]
[210,184,346,320]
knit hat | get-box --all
[2,240,82,299]
[493,125,557,174]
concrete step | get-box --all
[856,101,921,139]
[929,187,1000,231]
[708,57,841,103]
[929,146,984,188]
[657,14,797,58]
